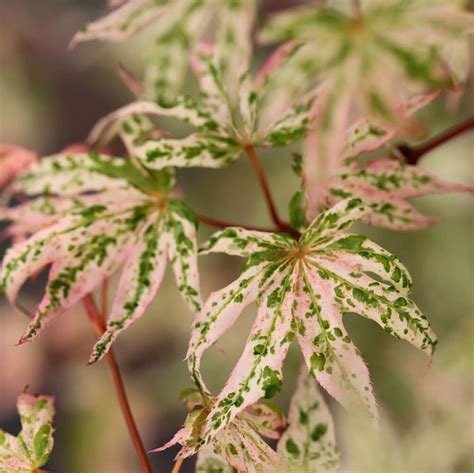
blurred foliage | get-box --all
[0,1,472,472]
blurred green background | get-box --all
[0,1,472,472]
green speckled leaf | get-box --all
[0,394,55,472]
[1,153,201,361]
[278,369,339,472]
[11,153,144,196]
[328,158,474,230]
[155,391,285,472]
[71,0,176,46]
[190,199,435,441]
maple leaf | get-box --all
[153,388,286,472]
[261,1,474,121]
[303,90,441,219]
[260,1,474,216]
[88,41,317,172]
[278,368,339,472]
[0,144,38,188]
[326,157,474,231]
[297,93,474,227]
[187,198,436,447]
[0,394,55,472]
[71,0,256,104]
[0,152,201,363]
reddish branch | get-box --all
[82,294,153,473]
[244,145,295,234]
[398,116,474,164]
[197,214,277,233]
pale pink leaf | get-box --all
[199,267,294,446]
[89,217,168,363]
[19,213,137,344]
[278,368,339,472]
[70,0,172,46]
[328,158,474,230]
[187,263,269,394]
[0,393,55,471]
[296,266,378,418]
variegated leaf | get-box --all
[131,132,241,170]
[166,199,202,313]
[295,264,377,417]
[1,151,201,360]
[240,402,286,440]
[328,158,474,230]
[261,93,316,148]
[196,444,234,473]
[278,369,339,472]
[0,196,89,243]
[261,2,473,216]
[89,99,241,170]
[0,394,55,472]
[18,205,147,344]
[187,261,271,394]
[200,227,294,258]
[77,0,207,103]
[303,80,353,219]
[191,198,435,440]
[90,99,218,144]
[344,93,438,160]
[11,153,152,196]
[143,3,209,103]
[71,0,176,45]
[198,267,295,446]
[214,0,256,106]
[89,215,168,363]
[156,390,285,472]
[261,2,474,105]
[256,42,313,135]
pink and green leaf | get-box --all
[71,0,175,46]
[199,267,295,445]
[328,158,474,230]
[278,369,339,472]
[0,394,55,472]
[89,215,168,363]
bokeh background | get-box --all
[0,1,472,472]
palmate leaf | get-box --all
[71,0,257,104]
[304,89,439,219]
[89,40,317,173]
[327,158,474,230]
[261,1,474,103]
[0,154,201,363]
[0,394,55,472]
[89,99,242,170]
[278,369,339,472]
[260,1,474,217]
[187,198,436,448]
[154,389,286,472]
